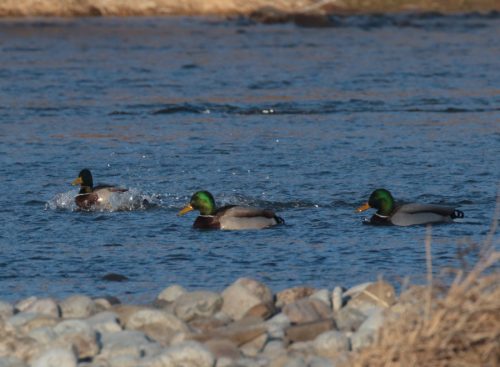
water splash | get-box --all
[45,188,161,212]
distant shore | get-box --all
[0,0,499,18]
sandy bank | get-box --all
[0,0,499,18]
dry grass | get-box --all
[346,195,500,367]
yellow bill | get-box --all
[178,203,194,216]
[356,202,371,213]
[72,177,83,186]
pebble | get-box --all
[60,295,97,319]
[222,278,273,321]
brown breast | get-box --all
[75,193,99,210]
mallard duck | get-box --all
[178,191,284,230]
[71,169,127,210]
[356,188,464,226]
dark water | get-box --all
[0,15,499,304]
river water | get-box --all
[0,14,499,303]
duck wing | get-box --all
[216,206,283,230]
[93,184,128,192]
[390,203,463,226]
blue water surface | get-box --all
[0,15,499,303]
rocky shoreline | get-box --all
[0,277,410,367]
[0,0,499,18]
[2,262,499,367]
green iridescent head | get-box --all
[357,188,395,216]
[71,168,93,193]
[178,191,216,216]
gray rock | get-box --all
[7,312,58,333]
[99,330,162,360]
[307,356,335,367]
[334,306,367,332]
[240,332,268,357]
[310,289,331,309]
[332,287,343,312]
[350,308,385,351]
[265,313,290,339]
[24,298,60,318]
[28,326,57,344]
[222,278,273,321]
[276,287,315,308]
[313,330,350,358]
[0,356,27,367]
[283,356,307,367]
[31,347,77,367]
[262,339,286,358]
[157,285,187,304]
[173,291,223,322]
[0,301,14,319]
[14,296,37,313]
[139,341,215,367]
[346,281,396,312]
[285,319,335,343]
[87,311,122,334]
[94,298,113,312]
[124,308,189,344]
[343,282,372,298]
[282,299,331,324]
[53,319,100,359]
[204,338,240,360]
[60,295,97,319]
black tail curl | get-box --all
[451,210,465,219]
[275,215,285,225]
